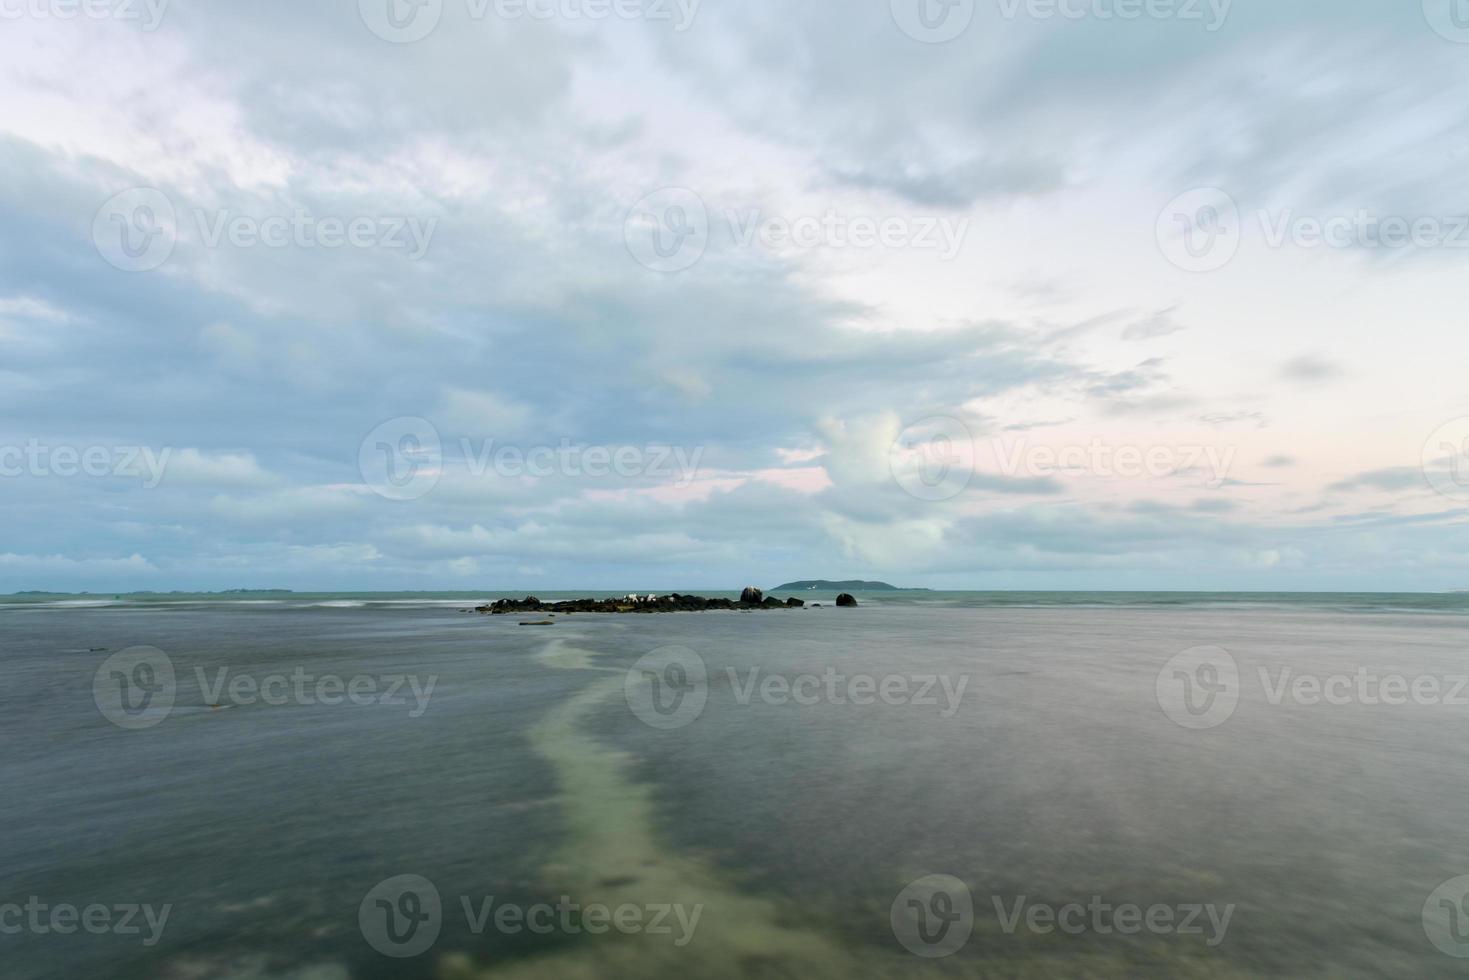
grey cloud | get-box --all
[1121,306,1187,341]
[1328,467,1429,493]
[1199,411,1269,428]
[1280,354,1343,382]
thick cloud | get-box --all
[1,0,1466,591]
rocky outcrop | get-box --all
[474,593,807,615]
[740,586,764,604]
[835,593,858,607]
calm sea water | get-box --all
[4,592,1469,978]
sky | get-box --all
[2,0,1469,593]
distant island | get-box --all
[771,580,921,591]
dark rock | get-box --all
[786,597,805,607]
[740,586,764,604]
[836,593,858,607]
[474,591,805,616]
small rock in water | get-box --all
[836,593,858,607]
[519,620,555,626]
[740,586,764,604]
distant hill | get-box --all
[771,580,916,591]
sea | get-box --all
[4,590,1469,979]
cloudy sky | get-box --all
[2,0,1468,592]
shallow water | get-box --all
[3,599,1469,978]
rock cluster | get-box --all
[476,589,808,615]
